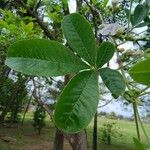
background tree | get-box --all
[33,104,46,135]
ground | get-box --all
[0,113,150,150]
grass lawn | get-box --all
[88,117,150,150]
[0,113,150,150]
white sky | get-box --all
[68,0,76,13]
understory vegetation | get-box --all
[0,113,150,150]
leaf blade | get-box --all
[134,22,149,28]
[103,0,109,7]
[129,59,150,86]
[132,4,149,26]
[5,39,88,77]
[100,68,125,98]
[62,13,96,65]
[54,71,99,133]
[97,42,115,68]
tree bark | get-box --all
[67,130,88,150]
[53,129,64,150]
[0,108,8,123]
[53,75,88,150]
[21,97,31,125]
[52,75,70,150]
[15,0,54,40]
[93,112,97,150]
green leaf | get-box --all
[54,71,99,133]
[27,22,34,32]
[129,59,150,86]
[132,4,149,26]
[100,68,125,98]
[125,9,130,18]
[103,0,109,7]
[96,42,115,68]
[133,138,145,150]
[134,22,149,28]
[62,13,96,65]
[5,39,88,77]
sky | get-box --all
[68,0,76,13]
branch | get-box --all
[84,0,104,24]
[32,79,54,122]
[34,0,42,13]
[15,0,54,40]
[98,99,113,108]
[139,92,150,97]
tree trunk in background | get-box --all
[53,129,64,150]
[21,97,31,125]
[64,75,88,150]
[53,129,88,150]
[93,112,97,150]
[0,108,8,123]
[53,75,70,150]
[53,74,88,150]
[67,130,88,150]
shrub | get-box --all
[33,104,46,135]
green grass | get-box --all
[0,113,150,150]
[87,117,150,150]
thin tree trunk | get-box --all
[53,75,69,150]
[67,130,88,150]
[21,97,31,125]
[53,129,64,150]
[0,108,8,123]
[93,112,97,150]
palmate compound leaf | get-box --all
[5,39,88,77]
[100,68,126,98]
[96,42,115,68]
[54,70,99,133]
[129,59,150,86]
[62,13,96,66]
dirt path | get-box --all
[26,141,72,150]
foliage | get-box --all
[55,71,99,133]
[33,104,46,135]
[101,122,117,145]
[7,76,27,123]
[0,9,42,40]
[133,138,145,150]
[1,115,150,150]
[6,39,88,77]
[61,13,96,65]
[1,0,150,148]
[0,6,43,123]
[100,68,125,98]
[6,13,125,133]
[0,75,27,123]
[131,4,149,28]
[129,59,150,86]
[97,42,115,68]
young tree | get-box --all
[33,104,46,135]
